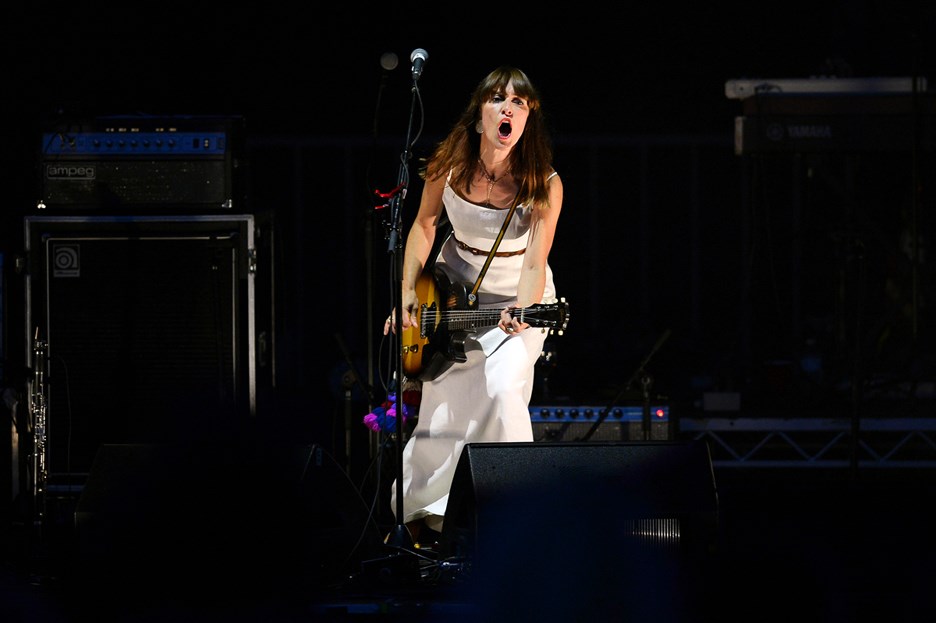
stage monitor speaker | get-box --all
[24,215,257,478]
[438,441,718,621]
[73,442,379,598]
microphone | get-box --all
[410,48,428,81]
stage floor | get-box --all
[3,463,936,622]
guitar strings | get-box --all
[425,309,560,325]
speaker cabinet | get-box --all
[25,215,257,478]
[439,441,718,620]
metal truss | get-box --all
[677,417,936,468]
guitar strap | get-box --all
[468,191,521,304]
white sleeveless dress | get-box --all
[391,174,558,532]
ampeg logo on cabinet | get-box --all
[51,244,81,277]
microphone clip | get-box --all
[374,183,406,210]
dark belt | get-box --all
[452,234,526,257]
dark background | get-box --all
[2,7,936,470]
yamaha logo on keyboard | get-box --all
[765,122,833,142]
[46,164,96,180]
[785,124,833,140]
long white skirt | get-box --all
[390,325,548,532]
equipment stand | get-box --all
[579,329,671,442]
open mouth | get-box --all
[498,119,512,139]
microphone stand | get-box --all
[579,329,671,442]
[378,64,425,561]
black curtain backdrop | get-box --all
[2,8,935,463]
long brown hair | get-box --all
[422,66,554,208]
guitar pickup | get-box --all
[419,302,437,339]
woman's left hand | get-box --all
[500,306,529,335]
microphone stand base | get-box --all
[347,524,424,589]
[356,549,422,588]
[384,523,415,550]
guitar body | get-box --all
[402,268,474,381]
[401,267,570,382]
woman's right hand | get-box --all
[383,289,420,336]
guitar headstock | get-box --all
[552,297,570,335]
[520,297,570,335]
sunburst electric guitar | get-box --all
[401,267,570,381]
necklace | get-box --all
[478,158,508,206]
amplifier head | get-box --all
[38,115,246,212]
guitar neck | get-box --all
[441,306,536,332]
[442,309,504,331]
